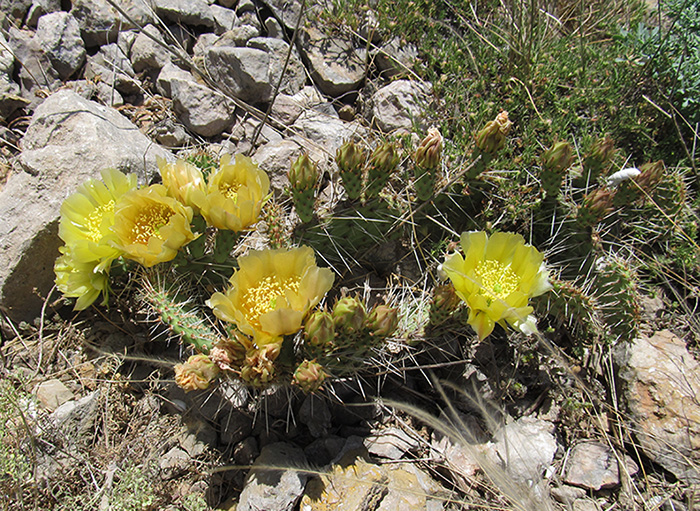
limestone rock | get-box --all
[210,3,238,34]
[206,45,272,104]
[293,109,367,156]
[150,0,216,29]
[156,61,194,98]
[563,441,639,491]
[237,442,308,511]
[365,426,420,460]
[614,330,700,484]
[85,43,140,94]
[35,12,86,80]
[70,0,120,47]
[298,26,366,97]
[160,446,190,480]
[372,79,432,133]
[1,0,32,23]
[130,24,171,73]
[260,0,304,32]
[374,38,419,77]
[171,78,236,137]
[301,456,445,511]
[0,90,169,322]
[35,379,75,411]
[247,37,306,96]
[7,26,61,105]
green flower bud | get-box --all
[332,296,367,335]
[336,140,366,174]
[366,142,400,198]
[636,160,664,193]
[292,359,328,393]
[367,304,399,338]
[542,141,574,175]
[415,128,443,170]
[429,284,461,326]
[289,152,318,190]
[475,111,512,153]
[304,310,335,347]
[578,187,615,226]
[583,135,616,180]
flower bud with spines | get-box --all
[366,142,400,199]
[292,359,328,393]
[583,135,616,182]
[336,141,366,200]
[429,284,461,326]
[304,310,335,350]
[469,111,512,180]
[540,141,574,197]
[289,153,318,223]
[367,304,399,338]
[332,296,367,337]
[174,354,220,392]
[577,187,615,227]
[414,128,443,201]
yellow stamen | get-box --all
[131,204,174,244]
[220,182,242,201]
[475,259,519,305]
[242,276,301,325]
[84,201,115,241]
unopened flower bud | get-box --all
[336,141,366,174]
[292,359,328,393]
[289,152,318,190]
[429,284,461,326]
[475,111,512,153]
[583,135,616,180]
[415,128,443,170]
[367,304,399,338]
[366,142,400,198]
[332,296,366,335]
[174,354,220,392]
[304,310,335,347]
[210,333,251,370]
[636,160,664,193]
[578,187,615,226]
[240,342,281,387]
[542,141,574,175]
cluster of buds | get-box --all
[365,142,400,199]
[540,141,574,197]
[469,111,512,180]
[174,354,220,392]
[429,283,462,327]
[289,152,319,223]
[577,187,615,227]
[336,140,366,200]
[240,343,281,387]
[582,135,616,182]
[292,359,328,393]
[414,128,443,201]
[209,332,250,372]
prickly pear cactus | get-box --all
[593,255,641,344]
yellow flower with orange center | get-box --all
[111,184,195,267]
[195,154,270,232]
[158,157,206,211]
[441,231,551,340]
[58,168,137,271]
[207,246,335,345]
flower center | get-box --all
[220,181,242,202]
[475,260,519,305]
[243,276,301,325]
[84,200,115,242]
[131,203,174,244]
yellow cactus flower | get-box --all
[54,249,111,310]
[111,184,195,267]
[207,246,335,345]
[58,168,137,271]
[158,157,206,211]
[441,231,551,340]
[196,154,270,232]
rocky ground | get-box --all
[0,0,699,510]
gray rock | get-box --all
[85,43,140,94]
[0,90,169,322]
[149,119,191,147]
[150,0,216,28]
[206,45,272,103]
[270,94,304,125]
[156,61,193,98]
[218,24,260,46]
[70,0,120,47]
[299,26,366,97]
[0,32,14,76]
[264,16,284,39]
[7,26,61,105]
[210,3,238,34]
[1,0,32,23]
[491,416,557,484]
[193,33,219,58]
[35,12,86,80]
[219,0,236,8]
[25,0,61,28]
[248,37,306,95]
[365,426,419,460]
[253,138,307,195]
[171,78,236,137]
[298,394,331,438]
[573,499,602,511]
[564,441,639,491]
[47,390,100,444]
[293,109,367,156]
[550,484,587,505]
[237,442,308,511]
[159,446,190,480]
[614,330,700,484]
[35,379,75,411]
[260,0,303,32]
[374,38,418,77]
[372,79,432,133]
[236,0,255,15]
[130,24,171,73]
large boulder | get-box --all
[0,90,170,322]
